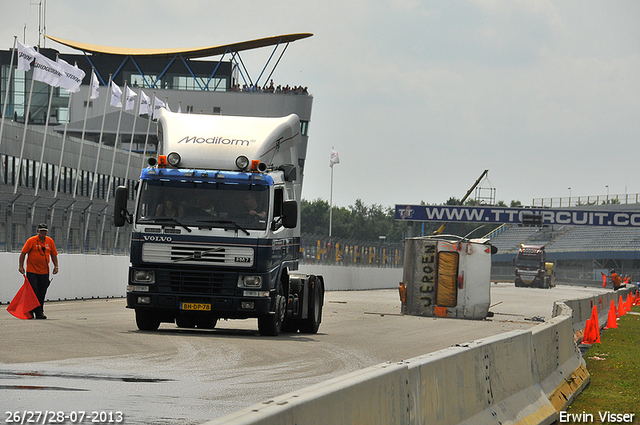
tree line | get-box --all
[301,198,523,243]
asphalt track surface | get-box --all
[1,283,608,424]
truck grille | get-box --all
[156,269,237,294]
[141,242,254,267]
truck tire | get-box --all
[136,309,161,331]
[258,285,286,336]
[299,276,323,334]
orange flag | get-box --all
[6,276,40,319]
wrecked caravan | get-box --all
[400,235,496,319]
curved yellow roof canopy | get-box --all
[44,33,312,59]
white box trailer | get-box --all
[401,235,495,319]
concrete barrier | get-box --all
[531,303,589,412]
[299,264,401,291]
[0,253,401,303]
[204,289,635,425]
[203,361,411,425]
[0,253,129,303]
[406,331,556,425]
[557,288,634,332]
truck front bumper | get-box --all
[126,292,273,319]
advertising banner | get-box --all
[395,205,640,227]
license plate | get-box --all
[180,302,211,311]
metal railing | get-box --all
[532,193,640,207]
[300,234,404,268]
[0,193,131,255]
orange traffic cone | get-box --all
[626,294,632,312]
[605,300,617,329]
[583,318,600,344]
[590,305,598,326]
[582,318,594,344]
[618,295,626,317]
[590,305,601,342]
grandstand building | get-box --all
[488,202,640,285]
[0,34,313,254]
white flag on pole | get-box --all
[125,86,137,111]
[152,96,165,120]
[17,41,36,71]
[32,52,64,87]
[139,90,151,116]
[90,70,100,99]
[330,149,340,167]
[57,58,85,93]
[110,82,122,108]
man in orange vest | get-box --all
[610,269,623,291]
[18,223,59,319]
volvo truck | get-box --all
[114,110,324,336]
[514,244,555,288]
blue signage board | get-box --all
[395,205,640,227]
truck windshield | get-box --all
[515,257,541,268]
[136,180,269,231]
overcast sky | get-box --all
[2,1,639,209]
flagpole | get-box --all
[34,53,59,196]
[329,161,334,237]
[140,93,156,169]
[124,87,142,183]
[55,82,76,198]
[90,75,112,201]
[0,36,18,180]
[71,67,96,198]
[85,75,111,251]
[105,81,126,203]
[14,48,38,194]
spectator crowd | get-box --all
[231,79,309,95]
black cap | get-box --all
[37,223,48,231]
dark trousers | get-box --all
[26,272,50,315]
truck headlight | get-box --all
[238,275,262,288]
[167,152,181,166]
[132,270,155,283]
[235,155,250,170]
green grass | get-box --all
[565,305,640,421]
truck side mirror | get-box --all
[114,186,131,227]
[282,200,298,229]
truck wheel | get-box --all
[258,286,286,336]
[136,309,161,331]
[299,277,323,334]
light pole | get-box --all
[329,148,340,236]
[568,187,571,207]
[606,185,609,203]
